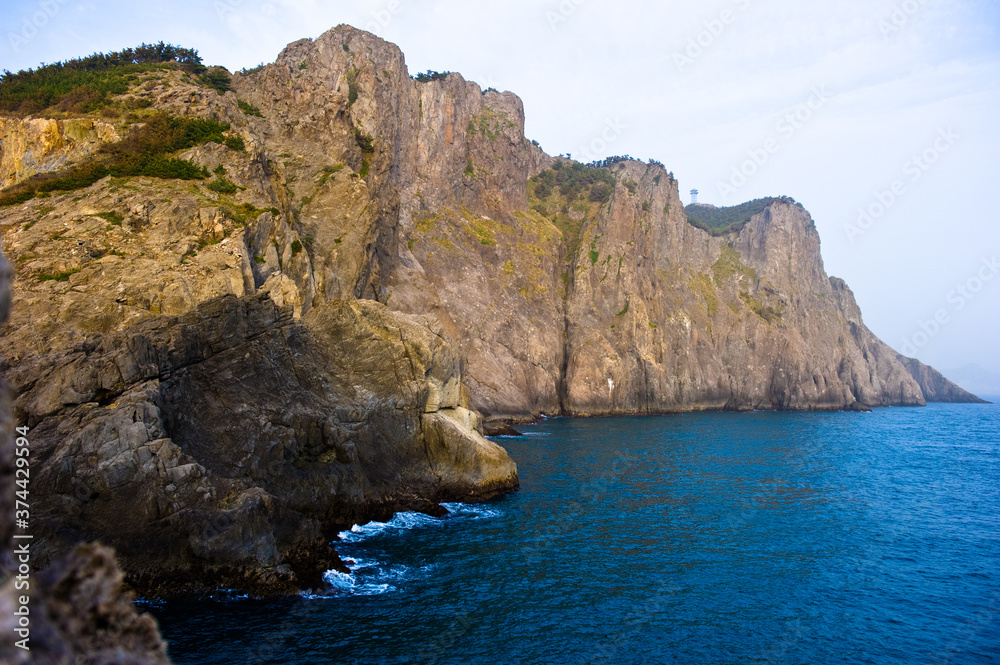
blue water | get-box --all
[152,403,1000,664]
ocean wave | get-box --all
[308,560,427,598]
[318,504,502,597]
[337,510,443,543]
[303,570,394,598]
[441,502,504,520]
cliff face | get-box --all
[893,354,988,403]
[561,167,933,414]
[0,248,171,663]
[0,24,982,595]
[7,292,514,594]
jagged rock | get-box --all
[894,354,988,403]
[0,23,982,600]
[0,117,121,189]
[483,421,524,437]
[6,293,515,595]
[0,248,170,663]
[0,544,171,665]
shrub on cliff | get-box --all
[0,113,239,204]
[0,42,201,115]
[198,68,232,95]
[414,70,452,82]
[685,197,778,236]
[530,161,616,203]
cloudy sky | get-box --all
[3,0,999,383]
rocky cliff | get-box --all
[0,248,171,663]
[0,25,981,596]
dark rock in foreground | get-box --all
[1,252,171,663]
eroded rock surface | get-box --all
[8,293,515,595]
[1,247,171,663]
[0,24,981,601]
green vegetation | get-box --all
[254,255,267,264]
[464,157,476,178]
[0,42,200,115]
[238,63,266,76]
[711,245,757,283]
[37,269,81,282]
[530,161,616,203]
[346,68,361,106]
[207,176,238,194]
[219,202,279,226]
[95,211,124,226]
[691,273,719,317]
[291,239,303,254]
[351,129,375,179]
[470,107,516,141]
[237,99,263,117]
[685,197,777,236]
[224,135,245,152]
[353,128,375,154]
[299,61,308,70]
[197,69,231,94]
[0,113,239,205]
[470,221,496,245]
[740,290,784,323]
[414,71,451,82]
[527,162,618,271]
[317,163,344,186]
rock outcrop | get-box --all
[0,24,982,598]
[894,354,987,403]
[6,291,515,595]
[0,248,171,664]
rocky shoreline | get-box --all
[0,24,984,611]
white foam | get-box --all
[320,504,502,597]
[318,568,394,597]
[337,511,443,543]
[441,502,504,520]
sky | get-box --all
[2,0,999,382]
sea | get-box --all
[151,400,1000,664]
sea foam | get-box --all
[320,503,503,597]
